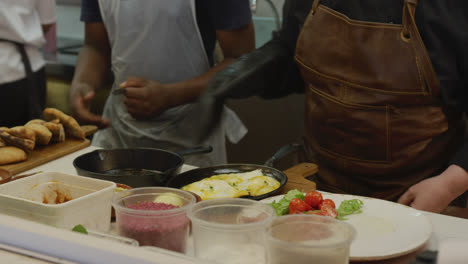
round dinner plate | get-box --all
[261,192,432,261]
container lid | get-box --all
[188,198,275,231]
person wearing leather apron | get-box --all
[197,0,468,213]
[0,0,56,127]
[70,0,254,167]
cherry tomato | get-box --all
[289,198,312,214]
[307,210,326,216]
[318,199,336,210]
[320,204,338,218]
[304,191,323,208]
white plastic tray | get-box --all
[0,172,115,232]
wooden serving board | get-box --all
[281,163,318,194]
[0,138,90,175]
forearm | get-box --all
[220,39,297,99]
[442,164,468,199]
[166,20,256,107]
[164,58,237,108]
[71,45,110,96]
[41,23,54,35]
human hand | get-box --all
[398,165,468,213]
[69,84,110,128]
[120,77,172,120]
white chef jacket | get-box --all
[0,0,56,84]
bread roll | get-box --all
[0,131,35,151]
[81,125,98,137]
[0,146,27,165]
[8,126,36,142]
[49,119,60,124]
[44,122,65,143]
[25,119,46,126]
[25,123,52,145]
[43,108,85,139]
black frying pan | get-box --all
[166,144,303,200]
[73,146,212,187]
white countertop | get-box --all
[3,146,468,263]
[1,146,200,264]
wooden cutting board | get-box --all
[0,138,90,175]
[281,163,318,194]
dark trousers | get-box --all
[0,67,46,127]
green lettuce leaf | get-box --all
[336,199,364,220]
[269,189,305,216]
[72,224,88,234]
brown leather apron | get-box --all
[296,0,465,201]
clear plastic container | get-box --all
[0,172,116,232]
[265,214,356,264]
[188,198,275,264]
[112,187,196,253]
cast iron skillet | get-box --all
[166,144,303,200]
[73,146,212,187]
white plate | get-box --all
[261,192,432,261]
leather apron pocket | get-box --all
[306,84,391,163]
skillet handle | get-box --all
[176,145,213,156]
[264,143,303,168]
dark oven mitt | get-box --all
[193,0,314,143]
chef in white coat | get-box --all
[70,0,255,166]
[0,0,56,127]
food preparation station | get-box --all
[1,146,468,263]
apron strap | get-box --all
[401,0,440,95]
[0,38,33,78]
[0,38,40,118]
[402,0,418,38]
[311,0,321,14]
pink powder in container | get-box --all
[112,187,196,253]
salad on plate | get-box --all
[269,189,364,220]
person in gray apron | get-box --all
[196,0,468,214]
[70,0,254,167]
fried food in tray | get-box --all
[0,146,27,165]
[43,108,85,139]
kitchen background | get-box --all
[47,0,304,167]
